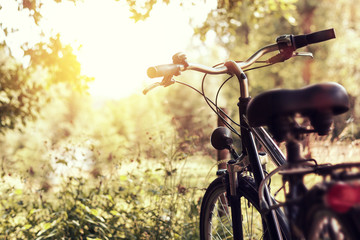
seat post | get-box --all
[284,138,307,237]
[286,139,302,163]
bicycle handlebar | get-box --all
[292,28,336,49]
[147,64,182,78]
[147,44,278,79]
[146,28,335,80]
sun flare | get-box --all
[40,0,207,99]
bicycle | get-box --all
[144,28,360,239]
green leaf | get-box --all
[119,175,127,181]
[29,209,36,215]
[56,159,67,165]
[110,210,119,216]
[105,194,114,204]
[14,189,22,195]
[90,208,98,216]
[84,217,97,225]
[44,222,51,230]
[23,224,32,230]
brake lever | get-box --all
[161,75,175,87]
[267,51,314,64]
[293,52,313,58]
[143,82,161,95]
[143,75,175,95]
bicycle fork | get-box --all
[225,150,284,240]
[226,159,243,240]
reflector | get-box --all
[325,183,360,213]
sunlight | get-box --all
[40,0,215,99]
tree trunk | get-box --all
[300,3,315,85]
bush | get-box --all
[0,164,203,239]
[0,84,212,239]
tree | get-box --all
[0,0,92,131]
[0,46,42,131]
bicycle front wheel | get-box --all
[199,176,270,240]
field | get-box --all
[309,140,360,164]
[1,137,359,239]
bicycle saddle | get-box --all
[246,82,349,139]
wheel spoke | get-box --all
[308,209,355,240]
[212,194,232,238]
[201,177,267,239]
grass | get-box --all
[1,157,210,239]
[1,136,358,239]
[119,154,218,188]
[309,140,360,164]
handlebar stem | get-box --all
[224,61,249,98]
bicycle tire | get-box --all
[306,206,359,240]
[200,175,288,240]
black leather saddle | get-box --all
[246,82,349,139]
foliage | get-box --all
[187,0,360,139]
[24,34,93,91]
[0,46,44,132]
[0,0,92,132]
[125,0,297,26]
[1,0,360,239]
[4,0,77,26]
[1,0,92,87]
[314,0,360,95]
[194,0,298,45]
[0,166,202,239]
[125,0,189,22]
[165,84,216,156]
[0,83,212,239]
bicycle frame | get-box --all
[225,61,287,240]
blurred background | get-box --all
[1,0,359,238]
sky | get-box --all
[1,0,217,99]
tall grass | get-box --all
[1,122,358,239]
[0,144,216,239]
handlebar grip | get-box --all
[147,64,182,78]
[292,28,336,49]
